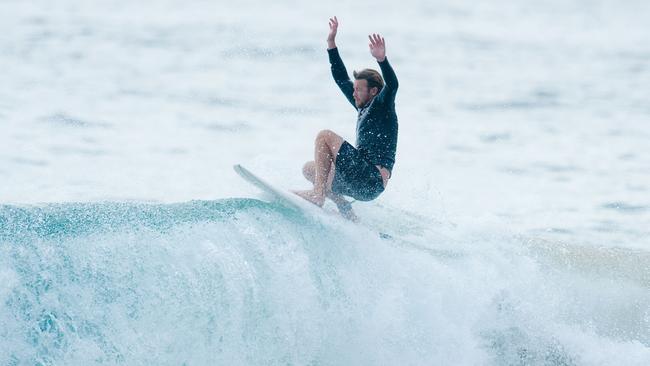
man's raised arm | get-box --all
[369,33,399,96]
[327,17,356,108]
[327,16,338,50]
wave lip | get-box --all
[0,199,279,242]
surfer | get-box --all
[294,16,398,221]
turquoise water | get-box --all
[1,201,648,364]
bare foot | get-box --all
[335,200,359,222]
[292,190,325,207]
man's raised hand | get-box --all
[327,16,338,49]
[369,33,386,62]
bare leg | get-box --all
[302,161,348,205]
[301,161,358,222]
[293,130,344,207]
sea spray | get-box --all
[1,200,648,364]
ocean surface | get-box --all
[1,0,649,364]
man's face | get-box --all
[353,79,377,108]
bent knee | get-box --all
[316,130,344,148]
[316,129,336,142]
[302,161,315,178]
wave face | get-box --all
[1,200,648,365]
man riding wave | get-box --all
[294,16,399,221]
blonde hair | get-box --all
[353,69,384,91]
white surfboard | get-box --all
[233,164,402,240]
[233,164,334,217]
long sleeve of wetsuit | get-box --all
[327,47,357,109]
[375,57,399,105]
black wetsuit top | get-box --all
[328,47,399,172]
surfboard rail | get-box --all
[233,164,317,213]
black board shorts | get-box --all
[331,141,385,201]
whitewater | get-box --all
[1,0,649,365]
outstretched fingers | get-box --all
[368,33,386,61]
[368,33,385,47]
[329,16,338,29]
[374,33,384,46]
